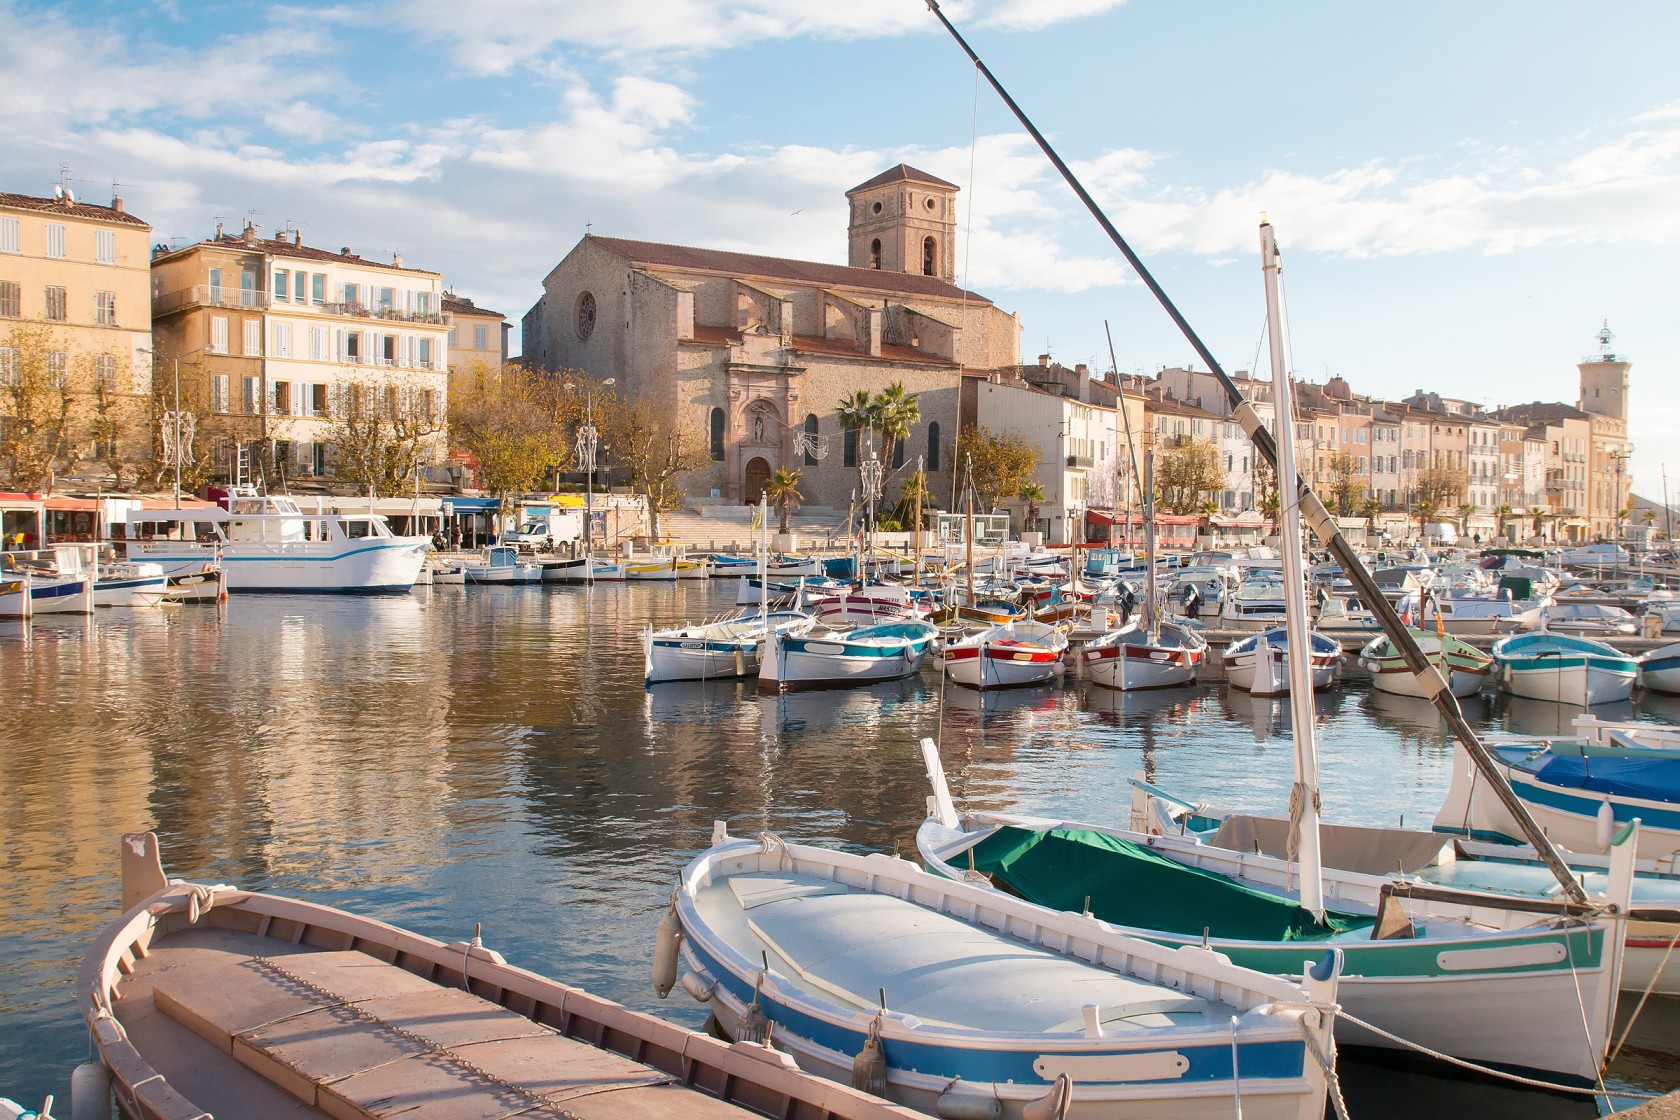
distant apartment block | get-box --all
[442,293,508,376]
[0,188,152,473]
[150,224,449,484]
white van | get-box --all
[1422,521,1459,545]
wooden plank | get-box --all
[319,1054,541,1120]
[152,957,335,1051]
[353,988,550,1050]
[448,1034,673,1102]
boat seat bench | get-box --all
[152,949,756,1119]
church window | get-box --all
[927,422,940,471]
[870,239,881,269]
[872,201,882,215]
[922,236,936,276]
[574,291,597,341]
[893,436,906,470]
[804,413,819,465]
[843,422,858,467]
[709,407,724,461]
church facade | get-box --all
[521,165,1020,509]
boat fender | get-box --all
[70,1060,109,1120]
[1595,800,1616,852]
[1021,1074,1073,1120]
[934,1083,1001,1120]
[680,969,716,1002]
[851,1018,888,1097]
[651,899,683,998]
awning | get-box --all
[43,497,101,512]
[441,497,499,513]
[1563,517,1591,528]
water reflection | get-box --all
[0,586,1673,1116]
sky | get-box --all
[4,0,1678,499]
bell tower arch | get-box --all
[846,164,959,283]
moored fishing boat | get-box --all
[807,582,930,627]
[1641,640,1680,694]
[461,544,542,584]
[1359,628,1493,698]
[1220,628,1340,695]
[662,823,1343,1120]
[79,832,920,1120]
[759,619,936,690]
[942,619,1068,690]
[92,560,170,608]
[1082,621,1205,690]
[625,557,682,582]
[642,608,812,684]
[1490,630,1637,705]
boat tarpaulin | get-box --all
[966,826,1371,942]
[1522,754,1680,806]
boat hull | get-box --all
[761,628,933,689]
[1082,627,1205,691]
[1222,631,1339,694]
[130,537,428,593]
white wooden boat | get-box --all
[665,824,1342,1120]
[461,544,542,584]
[1435,715,1680,861]
[942,619,1067,690]
[759,619,937,691]
[807,583,930,627]
[1220,628,1340,695]
[0,557,92,616]
[1217,576,1288,630]
[1358,629,1493,698]
[93,560,170,608]
[112,489,429,593]
[78,832,920,1120]
[1490,630,1637,705]
[625,558,682,582]
[641,609,812,684]
[429,559,467,584]
[1641,641,1680,694]
[540,555,625,582]
[919,755,1635,1087]
[1081,621,1206,691]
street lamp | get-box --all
[572,377,615,553]
[859,434,884,563]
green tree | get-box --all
[601,394,708,542]
[0,320,78,490]
[1528,505,1548,542]
[449,363,572,499]
[1325,451,1368,516]
[1415,499,1437,537]
[1457,502,1475,534]
[766,468,802,534]
[1155,436,1224,514]
[836,388,878,465]
[1017,480,1045,535]
[327,377,444,497]
[1495,503,1514,542]
[954,425,1037,512]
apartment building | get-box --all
[151,224,449,483]
[0,188,152,477]
[443,292,508,375]
[1491,403,1593,542]
[975,368,1121,542]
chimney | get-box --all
[215,220,224,239]
[341,247,352,256]
[1038,353,1051,367]
[242,222,255,246]
[293,229,302,246]
[392,251,403,268]
[112,195,124,213]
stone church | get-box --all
[521,165,1021,509]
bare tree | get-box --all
[327,375,445,497]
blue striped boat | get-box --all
[1490,630,1636,705]
[760,620,937,690]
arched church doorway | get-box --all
[743,457,772,505]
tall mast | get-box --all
[1105,322,1143,559]
[1142,449,1158,637]
[1262,220,1325,921]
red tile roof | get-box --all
[162,232,440,275]
[0,191,149,227]
[588,235,992,305]
[846,163,959,194]
[442,295,506,320]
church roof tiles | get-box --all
[845,163,959,194]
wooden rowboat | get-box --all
[77,832,921,1120]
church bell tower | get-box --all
[846,164,959,283]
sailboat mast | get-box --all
[1262,220,1325,920]
[1142,450,1158,636]
[1105,322,1143,558]
[964,459,976,607]
[913,457,925,587]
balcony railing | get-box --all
[153,285,271,314]
[318,301,445,325]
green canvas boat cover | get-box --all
[967,826,1373,942]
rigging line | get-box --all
[920,0,1587,907]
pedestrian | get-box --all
[1183,583,1203,620]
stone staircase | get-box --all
[654,504,852,552]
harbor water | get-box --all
[1,582,1675,1116]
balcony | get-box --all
[320,301,446,325]
[153,285,271,315]
[1066,454,1094,469]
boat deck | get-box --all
[113,925,759,1119]
[693,870,1223,1034]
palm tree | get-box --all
[872,381,920,470]
[836,388,877,463]
[766,469,802,535]
[1017,481,1045,536]
[1457,503,1475,536]
[1359,497,1382,540]
[1495,503,1514,543]
[1528,506,1547,543]
[1415,499,1437,539]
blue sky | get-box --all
[5,0,1678,499]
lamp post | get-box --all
[143,346,209,509]
[859,434,884,565]
[573,377,615,553]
